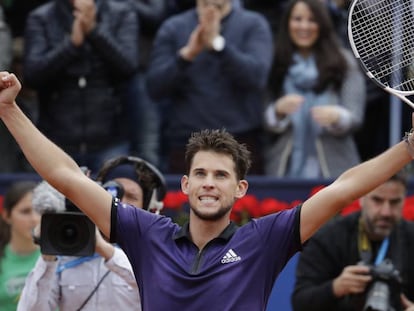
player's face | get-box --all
[181,150,248,221]
[115,178,144,209]
[360,180,406,241]
[288,1,320,55]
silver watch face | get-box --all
[212,36,225,52]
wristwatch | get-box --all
[212,35,225,52]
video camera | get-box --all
[363,259,402,311]
[39,198,96,257]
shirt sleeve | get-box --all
[17,257,60,311]
[104,247,138,289]
[264,102,291,133]
[325,106,353,134]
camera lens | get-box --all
[60,223,80,247]
[43,212,95,255]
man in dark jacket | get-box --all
[292,172,414,311]
[146,0,273,174]
[23,0,138,171]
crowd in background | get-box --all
[0,0,405,178]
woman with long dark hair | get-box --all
[0,180,40,311]
[264,0,365,178]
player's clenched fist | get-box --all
[0,72,21,106]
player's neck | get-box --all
[189,216,230,250]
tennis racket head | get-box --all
[348,0,414,108]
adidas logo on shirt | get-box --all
[221,249,241,264]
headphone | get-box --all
[95,156,167,214]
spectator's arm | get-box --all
[325,49,366,135]
[264,102,291,133]
[218,14,273,90]
[104,247,138,288]
[146,19,193,100]
[23,12,81,88]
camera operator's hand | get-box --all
[401,294,414,311]
[32,224,57,262]
[332,265,372,298]
[94,227,115,261]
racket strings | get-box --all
[350,0,414,92]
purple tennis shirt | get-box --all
[111,201,301,311]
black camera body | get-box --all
[363,259,402,311]
[39,199,96,257]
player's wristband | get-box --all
[403,128,414,158]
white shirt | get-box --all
[17,247,141,311]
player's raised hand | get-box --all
[0,72,21,106]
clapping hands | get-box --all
[71,0,97,46]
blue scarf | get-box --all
[283,53,336,177]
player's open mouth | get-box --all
[199,196,218,203]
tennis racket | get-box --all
[348,0,414,109]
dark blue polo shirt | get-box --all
[111,201,301,311]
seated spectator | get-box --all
[264,0,365,178]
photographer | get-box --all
[292,172,414,311]
[17,156,166,311]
